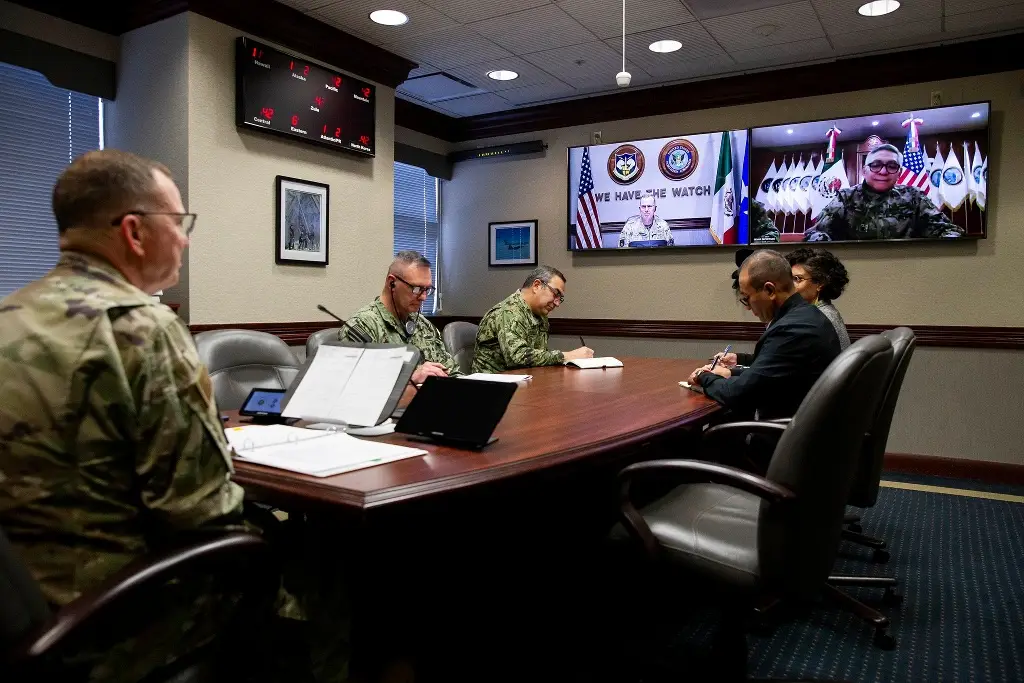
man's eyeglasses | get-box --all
[866,161,901,174]
[111,211,197,236]
[393,273,435,297]
[738,284,765,308]
[543,283,565,304]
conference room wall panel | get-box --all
[185,13,396,325]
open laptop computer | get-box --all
[395,376,517,450]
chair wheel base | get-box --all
[874,630,896,650]
[873,549,891,564]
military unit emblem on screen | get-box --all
[657,138,700,181]
[607,144,644,184]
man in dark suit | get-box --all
[689,249,840,420]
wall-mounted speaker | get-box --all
[448,140,546,163]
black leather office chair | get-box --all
[442,321,479,374]
[2,529,276,683]
[305,327,342,361]
[617,336,895,680]
[194,330,301,411]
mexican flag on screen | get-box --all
[709,132,736,244]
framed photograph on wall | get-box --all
[276,175,329,266]
[488,220,538,267]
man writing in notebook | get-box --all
[472,265,593,373]
[688,249,840,421]
[343,250,461,380]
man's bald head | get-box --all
[740,249,794,293]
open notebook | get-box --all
[565,357,623,369]
[225,424,426,477]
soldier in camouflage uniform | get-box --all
[805,144,964,242]
[342,250,461,379]
[0,150,253,680]
[750,199,780,243]
[472,266,592,373]
[618,191,674,247]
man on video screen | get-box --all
[618,191,674,247]
[805,144,963,242]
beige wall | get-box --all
[440,71,1024,328]
[0,0,119,61]
[185,14,395,325]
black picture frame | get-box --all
[488,219,538,267]
[275,175,330,266]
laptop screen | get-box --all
[395,376,517,447]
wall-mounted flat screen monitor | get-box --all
[748,101,989,244]
[567,131,751,250]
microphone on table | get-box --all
[317,304,371,344]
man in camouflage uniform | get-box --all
[342,250,461,379]
[0,150,251,680]
[750,199,780,243]
[472,266,593,373]
[805,144,963,242]
[618,191,674,247]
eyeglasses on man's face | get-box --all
[866,161,901,174]
[543,282,565,304]
[393,273,435,298]
[111,211,197,236]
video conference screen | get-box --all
[748,101,989,244]
[567,131,751,250]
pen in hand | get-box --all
[709,344,732,371]
[579,335,587,348]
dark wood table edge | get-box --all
[232,402,721,511]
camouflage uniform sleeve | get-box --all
[339,308,383,343]
[134,316,245,534]
[804,199,844,242]
[752,202,780,242]
[497,307,564,369]
[917,194,965,238]
[617,220,632,248]
[656,218,674,245]
[417,320,462,375]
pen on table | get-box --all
[709,344,732,371]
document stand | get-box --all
[281,341,421,428]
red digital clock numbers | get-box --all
[314,96,324,108]
[360,135,371,145]
[291,115,299,127]
[334,77,342,87]
[261,107,274,119]
[251,47,263,59]
[361,87,371,99]
[323,125,342,138]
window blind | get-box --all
[393,161,440,313]
[0,63,101,297]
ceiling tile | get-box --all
[944,4,1024,33]
[381,26,513,70]
[447,56,569,92]
[945,0,1024,14]
[433,92,512,116]
[521,40,651,84]
[395,91,458,115]
[470,4,598,55]
[557,0,695,40]
[419,0,553,24]
[729,36,834,65]
[313,0,458,43]
[603,22,726,74]
[407,62,441,78]
[686,0,808,19]
[830,18,942,52]
[398,73,484,101]
[703,1,825,49]
[498,82,581,105]
[636,54,738,79]
[813,0,941,33]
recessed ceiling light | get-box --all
[857,0,900,17]
[786,129,794,134]
[971,112,981,118]
[872,120,879,126]
[369,9,409,25]
[648,39,682,53]
[487,69,518,81]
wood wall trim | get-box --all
[884,453,1024,486]
[188,317,1024,350]
[396,33,1024,142]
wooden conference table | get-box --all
[229,356,721,513]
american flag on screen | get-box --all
[575,147,603,249]
[897,117,931,196]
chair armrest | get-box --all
[699,420,788,465]
[703,420,788,442]
[9,531,274,664]
[618,459,795,557]
[766,418,791,425]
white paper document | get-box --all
[459,373,532,383]
[564,357,623,369]
[282,345,407,426]
[228,424,426,477]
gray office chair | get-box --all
[306,327,342,360]
[2,527,276,682]
[194,329,300,411]
[442,321,479,374]
[617,336,895,679]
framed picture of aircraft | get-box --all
[489,219,538,267]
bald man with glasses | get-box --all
[805,143,963,242]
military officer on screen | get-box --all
[805,144,963,242]
[750,198,780,243]
[618,191,674,247]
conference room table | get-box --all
[228,356,722,514]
